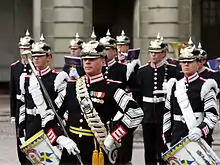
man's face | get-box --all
[70,47,81,57]
[180,61,199,76]
[32,55,51,70]
[197,59,206,70]
[117,44,129,53]
[83,57,105,76]
[149,51,166,63]
[20,48,30,62]
[105,48,116,61]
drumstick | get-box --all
[23,51,84,165]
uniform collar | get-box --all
[37,66,51,76]
[184,72,199,84]
[86,73,104,84]
[108,58,116,67]
[198,66,207,74]
[150,57,167,68]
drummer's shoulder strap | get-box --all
[174,79,198,130]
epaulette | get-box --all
[52,70,59,74]
[10,60,19,66]
[118,61,127,66]
[139,63,149,69]
[25,74,31,78]
[206,67,217,73]
[68,79,76,83]
[106,79,122,84]
[166,63,177,67]
[200,77,206,82]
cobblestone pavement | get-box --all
[1,95,220,164]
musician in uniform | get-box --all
[136,34,181,165]
[101,30,139,164]
[63,32,85,79]
[10,30,34,164]
[163,46,219,150]
[36,40,144,165]
[197,42,220,86]
[18,34,69,141]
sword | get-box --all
[23,50,84,165]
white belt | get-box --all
[16,94,23,100]
[174,112,203,125]
[26,108,40,116]
[143,96,165,103]
[16,94,24,102]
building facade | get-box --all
[1,0,219,82]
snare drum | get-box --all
[162,136,220,165]
[20,130,61,165]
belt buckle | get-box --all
[153,96,158,103]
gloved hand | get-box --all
[69,68,80,80]
[56,135,80,155]
[188,127,202,141]
[166,142,171,149]
[20,137,25,144]
[11,117,15,124]
[104,134,120,164]
[104,134,115,151]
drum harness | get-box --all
[76,76,119,164]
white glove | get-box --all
[69,68,80,79]
[56,135,80,155]
[166,142,171,149]
[104,134,121,164]
[188,127,202,141]
[20,137,25,144]
[104,134,115,151]
[11,117,15,124]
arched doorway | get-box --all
[92,0,135,47]
[201,0,220,59]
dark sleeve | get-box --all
[10,66,16,118]
[135,70,143,106]
[111,88,144,142]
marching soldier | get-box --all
[197,42,220,86]
[36,40,144,164]
[63,32,85,79]
[136,33,181,165]
[116,30,130,64]
[10,29,34,164]
[163,45,219,149]
[18,34,69,141]
[101,30,138,164]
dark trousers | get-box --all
[15,110,30,165]
[142,123,165,165]
[117,133,133,164]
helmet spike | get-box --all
[157,32,161,40]
[188,37,193,46]
[91,27,97,40]
[121,29,125,36]
[106,29,111,37]
[198,42,202,49]
[40,33,45,42]
[25,29,30,36]
[75,32,79,39]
